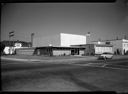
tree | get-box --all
[0,42,5,55]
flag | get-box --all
[86,32,90,37]
[9,31,14,34]
[9,31,14,37]
[31,33,34,36]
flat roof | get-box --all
[36,46,85,49]
[71,44,113,47]
[60,33,86,37]
[95,44,113,47]
[92,39,128,42]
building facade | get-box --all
[1,40,31,54]
[33,33,86,47]
[92,39,128,55]
[60,33,86,47]
[16,46,85,56]
[16,47,35,55]
[71,44,113,55]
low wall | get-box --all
[79,50,84,55]
[16,47,35,55]
[53,50,71,56]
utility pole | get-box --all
[85,32,91,56]
[124,35,127,39]
[86,32,91,44]
[116,36,119,40]
[31,33,34,47]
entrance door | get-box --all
[71,49,79,55]
[37,49,40,55]
[71,49,75,55]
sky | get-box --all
[1,0,128,43]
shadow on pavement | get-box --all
[66,72,103,91]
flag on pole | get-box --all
[86,32,90,37]
[31,33,34,36]
[9,31,14,37]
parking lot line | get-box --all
[73,63,128,70]
[101,66,128,70]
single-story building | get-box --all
[16,44,113,56]
[71,44,113,55]
[16,46,85,56]
[92,39,128,55]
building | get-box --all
[33,33,86,47]
[16,46,85,56]
[16,33,87,56]
[92,39,128,55]
[1,40,31,54]
[71,44,113,55]
[22,33,86,56]
[16,47,35,55]
[15,33,113,56]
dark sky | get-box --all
[1,1,128,42]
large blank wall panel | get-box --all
[60,33,86,47]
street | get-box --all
[1,58,128,92]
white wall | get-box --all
[60,33,86,47]
[53,50,71,56]
[33,33,86,47]
[110,40,122,54]
[122,39,128,54]
[79,50,84,55]
[16,48,35,55]
[95,46,113,54]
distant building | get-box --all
[92,39,128,55]
[33,33,86,47]
[71,44,113,55]
[1,40,31,54]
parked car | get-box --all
[98,52,113,60]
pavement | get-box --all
[2,60,128,92]
[1,55,128,92]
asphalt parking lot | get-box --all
[1,55,128,92]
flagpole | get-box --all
[9,33,11,55]
[31,33,34,47]
[9,31,15,55]
[12,31,15,54]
